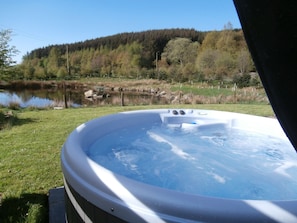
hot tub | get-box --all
[61,109,297,222]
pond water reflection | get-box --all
[0,89,165,108]
[0,91,54,107]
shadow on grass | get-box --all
[13,117,36,126]
[0,193,48,223]
[0,111,36,130]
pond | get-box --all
[0,89,166,108]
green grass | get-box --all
[0,104,274,222]
[171,83,267,97]
[171,85,234,96]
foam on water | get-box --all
[87,122,297,200]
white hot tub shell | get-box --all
[61,109,297,223]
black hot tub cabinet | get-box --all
[61,109,297,223]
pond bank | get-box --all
[0,80,170,108]
[0,79,269,108]
[0,79,165,94]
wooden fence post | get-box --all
[121,92,124,106]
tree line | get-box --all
[4,26,259,87]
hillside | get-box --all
[26,28,205,60]
[16,28,257,86]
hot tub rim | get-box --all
[61,109,297,222]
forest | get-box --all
[9,26,258,87]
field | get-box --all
[0,104,274,222]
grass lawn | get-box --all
[0,104,274,222]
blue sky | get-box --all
[1,0,241,64]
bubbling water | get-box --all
[87,122,297,200]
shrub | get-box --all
[8,101,21,110]
[233,73,251,88]
[0,110,17,130]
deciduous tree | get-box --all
[237,49,252,74]
[162,38,200,81]
[0,29,19,79]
